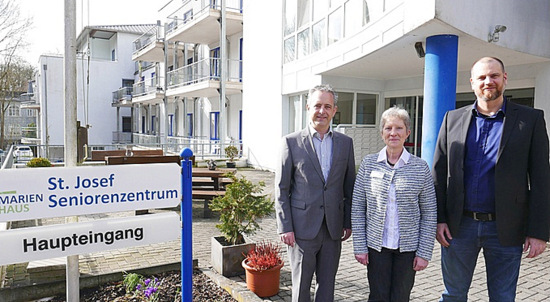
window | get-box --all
[210,112,219,140]
[313,0,329,21]
[168,114,174,136]
[8,105,20,117]
[297,29,310,59]
[356,93,377,124]
[312,19,326,52]
[111,49,116,61]
[183,9,193,23]
[210,47,220,79]
[122,117,132,132]
[151,115,156,134]
[122,79,134,87]
[328,7,343,44]
[345,0,368,37]
[142,116,146,133]
[284,0,297,35]
[284,37,296,63]
[335,92,353,125]
[297,0,311,28]
[186,113,193,137]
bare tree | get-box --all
[0,0,32,149]
[0,0,31,57]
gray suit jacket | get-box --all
[432,101,550,246]
[276,128,356,241]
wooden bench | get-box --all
[192,190,226,218]
[91,149,164,161]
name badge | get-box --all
[370,170,384,178]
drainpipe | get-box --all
[42,64,49,158]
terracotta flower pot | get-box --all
[242,259,283,297]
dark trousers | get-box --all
[367,247,416,302]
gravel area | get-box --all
[44,270,237,302]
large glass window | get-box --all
[328,7,343,45]
[312,19,326,52]
[297,29,310,59]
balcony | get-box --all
[19,93,40,110]
[132,25,164,62]
[21,126,40,145]
[165,1,243,45]
[131,77,165,105]
[112,87,133,107]
[166,58,242,98]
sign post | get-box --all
[180,148,193,302]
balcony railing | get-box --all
[112,87,133,103]
[167,58,242,88]
[112,131,133,144]
[132,25,161,54]
[132,77,164,97]
[166,0,243,35]
[22,126,38,139]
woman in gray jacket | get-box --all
[351,106,437,301]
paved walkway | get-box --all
[2,169,550,301]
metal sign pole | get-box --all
[180,148,193,301]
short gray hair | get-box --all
[308,84,338,104]
[380,106,411,132]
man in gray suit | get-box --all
[276,84,356,302]
[433,57,550,301]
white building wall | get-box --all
[37,31,142,147]
[242,1,283,171]
[436,0,550,58]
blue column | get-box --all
[180,148,194,302]
[421,35,458,168]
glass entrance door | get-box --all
[388,96,423,156]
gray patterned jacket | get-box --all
[351,152,437,261]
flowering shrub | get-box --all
[243,241,283,272]
[123,272,162,301]
[26,157,52,167]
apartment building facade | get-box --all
[243,0,550,171]
[31,25,154,158]
[130,0,243,155]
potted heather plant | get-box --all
[224,145,239,168]
[242,241,284,297]
[209,174,274,277]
